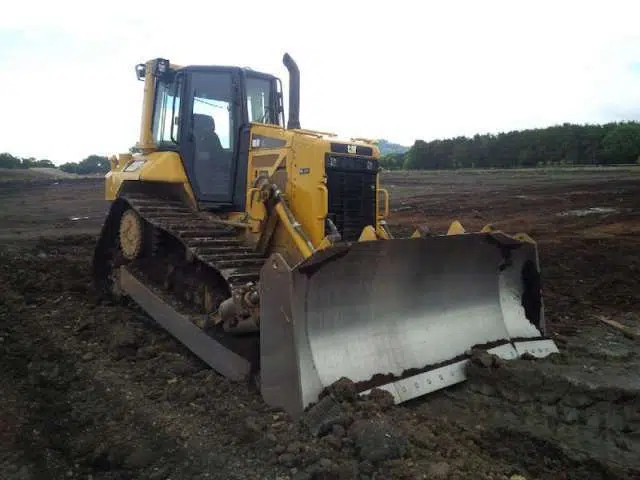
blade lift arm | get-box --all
[270,185,316,259]
[251,175,392,261]
[216,178,324,334]
[250,176,321,261]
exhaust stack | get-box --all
[282,53,301,130]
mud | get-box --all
[1,170,639,479]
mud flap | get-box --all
[260,233,558,417]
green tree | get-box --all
[34,159,55,168]
[399,121,640,170]
[600,122,640,164]
[380,153,405,170]
[60,154,110,174]
[0,153,21,169]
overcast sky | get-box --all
[2,0,640,164]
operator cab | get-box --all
[138,58,285,210]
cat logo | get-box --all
[347,144,357,154]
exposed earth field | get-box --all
[0,167,638,479]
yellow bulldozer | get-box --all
[92,53,557,417]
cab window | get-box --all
[246,76,276,124]
[152,76,181,145]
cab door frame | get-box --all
[175,66,247,210]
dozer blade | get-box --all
[260,232,558,417]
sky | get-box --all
[2,0,640,164]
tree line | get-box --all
[380,121,640,170]
[0,153,110,175]
[4,120,640,174]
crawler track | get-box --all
[92,192,268,370]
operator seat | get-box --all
[193,113,224,157]
[192,113,231,198]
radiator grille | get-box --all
[325,155,377,242]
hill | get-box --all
[377,139,410,155]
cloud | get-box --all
[2,0,640,163]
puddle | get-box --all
[69,216,90,221]
[557,207,618,217]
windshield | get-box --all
[246,76,277,125]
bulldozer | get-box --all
[92,53,558,417]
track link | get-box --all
[123,194,266,290]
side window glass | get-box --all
[246,77,274,124]
[162,88,180,143]
[152,77,181,145]
[152,83,167,144]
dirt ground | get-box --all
[0,170,638,480]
